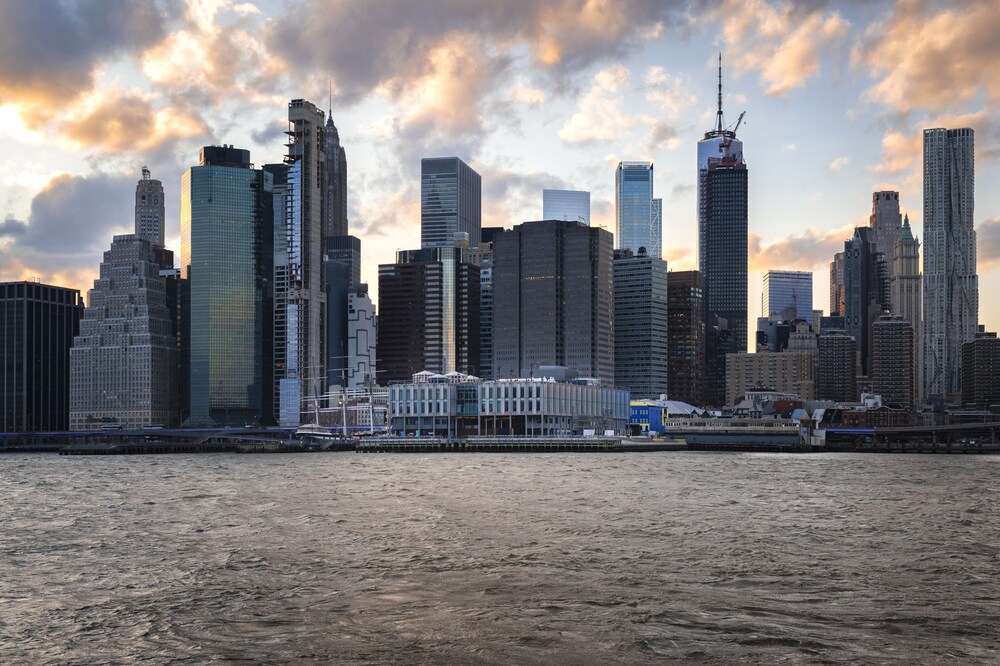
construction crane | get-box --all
[722,111,745,149]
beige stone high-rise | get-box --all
[135,166,165,246]
[69,235,176,429]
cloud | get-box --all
[0,218,27,238]
[870,130,921,175]
[480,166,572,227]
[386,34,507,161]
[0,1,165,126]
[856,0,1000,115]
[749,222,856,272]
[650,122,681,151]
[559,64,631,144]
[978,217,1000,271]
[60,89,211,155]
[644,66,696,151]
[0,173,140,297]
[716,0,848,96]
[509,78,546,106]
[645,66,697,121]
[664,243,696,271]
[141,4,286,108]
[17,174,136,255]
[828,156,850,172]
[266,0,691,105]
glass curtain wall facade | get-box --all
[763,270,813,324]
[181,146,272,427]
[542,189,590,225]
[492,220,615,383]
[615,162,660,258]
[276,99,328,425]
[421,157,482,249]
[377,248,481,383]
[614,249,669,399]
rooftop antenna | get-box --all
[715,52,725,134]
[326,78,335,128]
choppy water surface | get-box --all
[1,452,999,664]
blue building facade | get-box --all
[615,161,660,259]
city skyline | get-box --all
[1,1,999,349]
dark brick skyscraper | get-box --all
[492,220,614,383]
[667,271,705,406]
[1,282,83,432]
[377,247,480,383]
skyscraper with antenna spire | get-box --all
[698,53,748,407]
[322,83,349,237]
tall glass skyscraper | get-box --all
[698,56,748,405]
[615,162,660,258]
[614,248,669,399]
[421,157,482,249]
[273,99,328,425]
[923,127,977,401]
[763,270,813,324]
[492,220,615,383]
[181,145,272,427]
[542,189,590,224]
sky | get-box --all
[1,0,999,350]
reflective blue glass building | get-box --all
[615,162,661,259]
[421,157,481,249]
[181,146,272,426]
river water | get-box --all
[1,452,998,664]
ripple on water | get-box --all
[1,452,999,664]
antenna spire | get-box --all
[716,52,724,133]
[326,79,334,128]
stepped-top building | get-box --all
[70,234,177,429]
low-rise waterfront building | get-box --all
[629,399,706,434]
[388,371,628,437]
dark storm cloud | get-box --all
[15,173,136,256]
[0,218,27,237]
[266,0,693,105]
[0,1,165,113]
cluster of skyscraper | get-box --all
[1,64,997,433]
[821,128,979,408]
[60,99,375,429]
